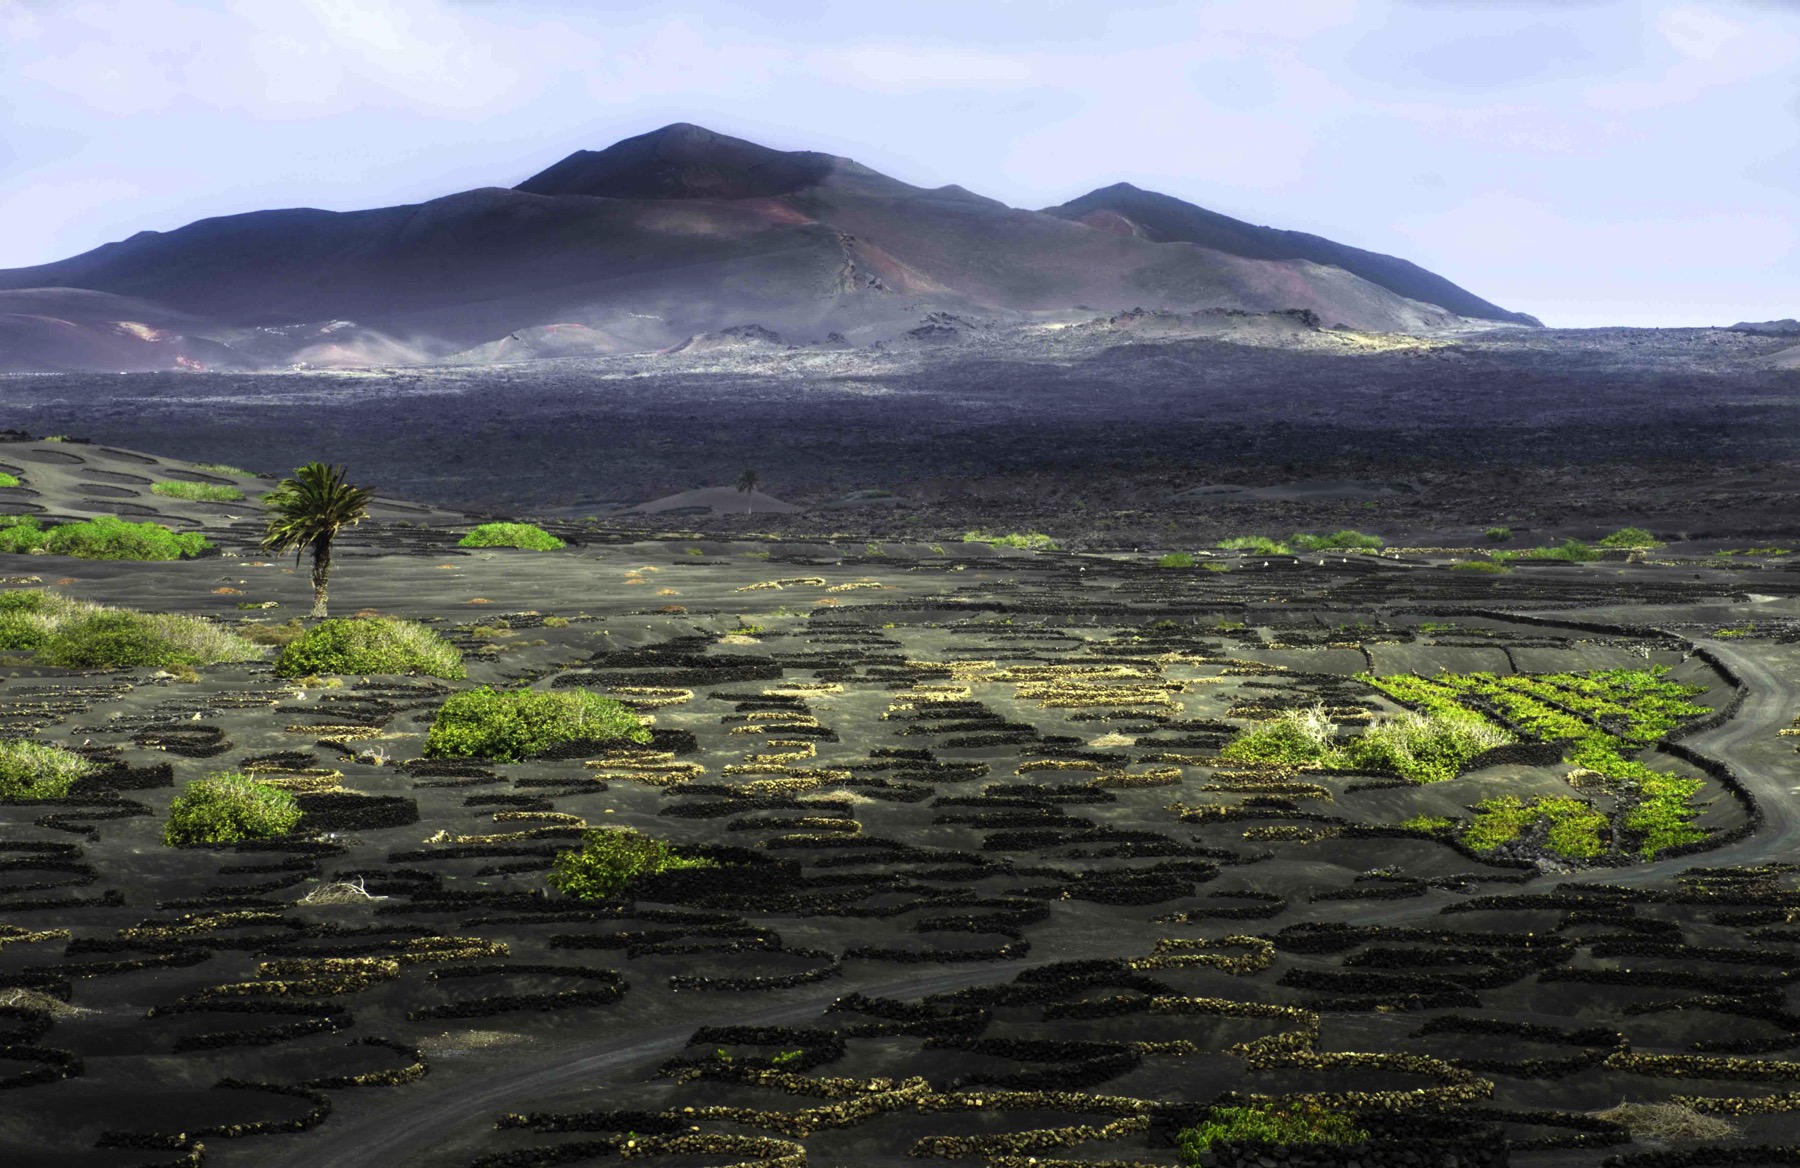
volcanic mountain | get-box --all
[1040,182,1541,327]
[0,123,1536,370]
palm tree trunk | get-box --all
[310,534,332,618]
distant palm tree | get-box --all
[735,469,759,513]
[261,463,374,618]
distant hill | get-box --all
[1730,319,1800,336]
[0,123,1538,371]
[1041,182,1540,327]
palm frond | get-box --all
[260,463,374,557]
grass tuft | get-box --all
[1178,1101,1366,1160]
[1291,529,1384,551]
[1218,535,1291,555]
[963,531,1059,551]
[152,481,246,503]
[38,608,262,669]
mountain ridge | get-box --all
[0,123,1538,372]
[1040,181,1540,327]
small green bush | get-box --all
[0,589,58,648]
[1218,535,1291,555]
[1452,560,1510,573]
[0,611,50,651]
[1,589,85,651]
[1291,530,1384,551]
[1178,1101,1367,1160]
[151,480,246,503]
[1498,539,1600,564]
[0,516,44,554]
[38,609,263,669]
[1344,710,1512,783]
[14,516,212,560]
[1599,526,1664,549]
[0,473,19,488]
[1157,552,1196,568]
[458,522,565,551]
[195,463,252,476]
[274,618,465,679]
[0,589,50,613]
[1220,705,1510,783]
[1484,526,1512,543]
[163,772,302,846]
[963,531,1059,551]
[1219,707,1337,768]
[0,738,97,799]
[1465,795,1607,859]
[426,687,649,761]
[547,828,714,899]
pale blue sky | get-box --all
[2,0,1796,327]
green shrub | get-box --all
[547,828,714,899]
[0,611,51,651]
[38,609,263,669]
[0,589,50,613]
[274,618,464,679]
[0,738,97,799]
[1599,526,1664,549]
[1452,560,1509,573]
[458,522,565,551]
[1157,552,1196,568]
[195,463,252,476]
[0,516,44,554]
[963,531,1059,551]
[0,589,58,648]
[1178,1102,1366,1160]
[0,473,19,488]
[1484,526,1513,543]
[1496,539,1600,564]
[1465,795,1607,859]
[425,687,648,761]
[1219,707,1337,768]
[32,516,211,560]
[1218,535,1291,555]
[151,480,245,503]
[1220,705,1510,784]
[1343,710,1512,783]
[163,772,302,846]
[1291,530,1384,551]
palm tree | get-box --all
[261,463,374,618]
[735,468,759,514]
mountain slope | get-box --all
[0,124,1535,370]
[1042,182,1539,326]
